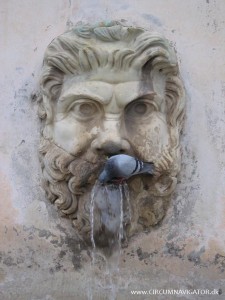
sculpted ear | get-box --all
[165,76,185,132]
[39,67,64,139]
[163,75,185,175]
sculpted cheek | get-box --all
[127,117,170,160]
[53,118,93,155]
[89,125,99,136]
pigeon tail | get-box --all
[142,162,155,175]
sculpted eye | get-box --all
[125,99,158,120]
[69,100,102,121]
[133,102,148,114]
[78,103,96,115]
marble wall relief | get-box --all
[38,21,185,248]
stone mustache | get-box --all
[38,21,185,248]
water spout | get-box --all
[88,180,131,299]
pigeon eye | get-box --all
[125,99,158,120]
[68,100,102,121]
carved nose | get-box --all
[91,127,130,155]
[91,117,131,155]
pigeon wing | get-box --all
[112,155,139,178]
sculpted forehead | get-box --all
[59,80,156,109]
[59,70,162,113]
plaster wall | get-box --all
[0,0,225,299]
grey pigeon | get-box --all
[98,154,154,184]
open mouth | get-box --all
[105,177,126,185]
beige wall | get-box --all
[0,0,225,299]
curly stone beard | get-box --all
[39,137,105,236]
[39,137,180,247]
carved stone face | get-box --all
[53,71,168,160]
[38,21,185,247]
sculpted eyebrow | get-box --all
[132,92,156,101]
[59,93,105,103]
[139,92,156,98]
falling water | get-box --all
[118,184,124,253]
[123,182,132,226]
[88,182,99,300]
[88,181,131,300]
[90,183,98,250]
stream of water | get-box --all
[88,181,131,300]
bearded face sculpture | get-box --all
[38,21,185,248]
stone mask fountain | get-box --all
[38,21,185,253]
